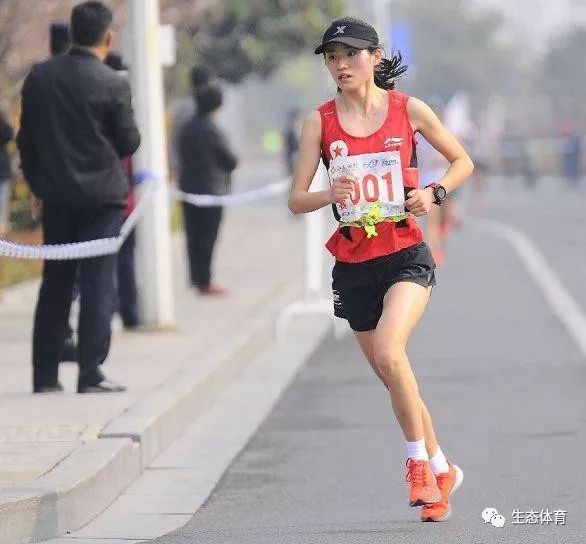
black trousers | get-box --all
[32,202,124,388]
[115,229,139,327]
[182,203,223,287]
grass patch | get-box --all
[0,229,43,288]
[171,200,184,232]
[1,258,43,288]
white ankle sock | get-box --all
[429,446,450,474]
[406,438,428,461]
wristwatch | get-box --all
[426,183,447,206]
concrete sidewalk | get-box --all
[0,192,313,543]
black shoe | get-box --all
[77,378,127,394]
[33,382,64,394]
[59,337,79,363]
[123,322,140,331]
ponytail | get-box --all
[372,49,408,90]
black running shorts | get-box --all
[332,241,436,332]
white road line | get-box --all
[472,218,586,359]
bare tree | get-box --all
[0,0,82,103]
[0,0,26,102]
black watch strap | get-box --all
[426,183,447,206]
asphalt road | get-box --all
[151,177,586,544]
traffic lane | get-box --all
[412,227,586,542]
[151,227,586,544]
[469,179,586,313]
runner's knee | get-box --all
[374,346,408,379]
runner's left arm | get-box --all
[407,97,474,195]
[404,97,474,216]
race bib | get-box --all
[329,151,406,223]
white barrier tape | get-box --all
[120,179,156,239]
[0,236,120,260]
[174,179,288,207]
[0,181,157,261]
[0,176,290,260]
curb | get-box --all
[0,439,139,544]
[99,284,298,468]
[0,282,303,544]
[85,316,334,542]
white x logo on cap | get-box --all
[333,25,346,36]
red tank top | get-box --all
[319,90,423,263]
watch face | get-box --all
[436,186,447,199]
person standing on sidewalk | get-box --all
[105,52,139,330]
[283,108,301,177]
[289,17,474,522]
[170,65,212,182]
[115,155,139,328]
[47,20,80,363]
[178,84,238,295]
[17,1,140,394]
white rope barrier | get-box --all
[0,180,157,261]
[173,179,287,207]
[0,176,289,260]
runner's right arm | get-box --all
[288,111,353,214]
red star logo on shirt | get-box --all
[333,145,343,157]
[338,200,347,210]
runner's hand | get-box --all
[405,187,434,216]
[328,174,356,204]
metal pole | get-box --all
[126,0,175,327]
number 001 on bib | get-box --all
[328,151,406,223]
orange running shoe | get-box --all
[406,458,441,507]
[420,462,464,522]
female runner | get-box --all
[288,17,474,522]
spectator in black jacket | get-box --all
[178,84,238,296]
[105,52,140,330]
[47,20,79,364]
[17,1,141,394]
[170,65,211,180]
[283,108,300,177]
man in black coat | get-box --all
[17,1,141,394]
[178,84,238,295]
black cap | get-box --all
[314,18,379,55]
